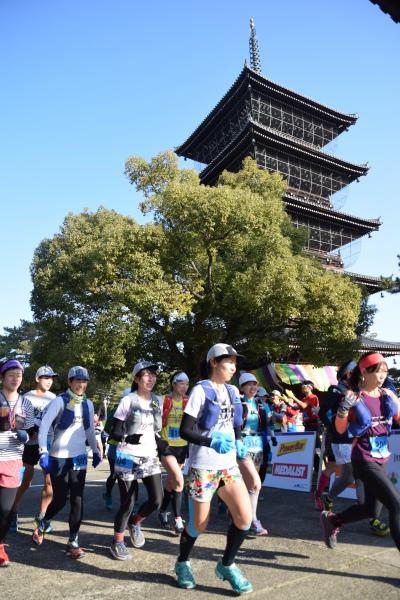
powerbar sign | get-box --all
[264,432,316,492]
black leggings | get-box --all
[105,457,117,496]
[0,487,18,543]
[336,460,400,550]
[114,473,163,533]
[45,460,86,537]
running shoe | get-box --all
[0,544,10,567]
[66,542,85,559]
[33,516,53,533]
[174,517,185,535]
[175,559,196,589]
[102,493,113,511]
[32,527,44,546]
[369,518,390,536]
[321,493,333,512]
[313,491,324,511]
[320,511,340,549]
[215,560,253,594]
[250,519,268,536]
[110,540,131,561]
[129,523,145,548]
[9,512,18,533]
[158,510,170,527]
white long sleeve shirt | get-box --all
[39,394,97,459]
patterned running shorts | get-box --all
[186,465,242,502]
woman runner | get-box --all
[175,343,253,595]
[158,371,189,535]
[109,361,165,560]
[32,366,101,558]
[320,352,400,550]
[0,359,34,566]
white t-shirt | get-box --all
[23,389,56,446]
[38,395,97,459]
[184,382,238,470]
[113,394,161,459]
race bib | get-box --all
[243,435,263,452]
[115,445,137,478]
[369,435,390,459]
[72,453,88,471]
[168,426,180,441]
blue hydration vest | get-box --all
[197,380,243,431]
[348,391,398,438]
[56,392,91,431]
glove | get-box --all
[210,431,235,454]
[337,391,358,417]
[15,429,29,444]
[235,439,248,460]
[39,451,50,471]
[125,433,142,445]
[271,436,278,447]
[92,452,101,468]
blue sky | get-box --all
[1,0,399,359]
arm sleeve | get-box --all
[234,426,242,441]
[38,397,63,453]
[179,413,211,447]
[109,417,125,442]
[86,401,99,454]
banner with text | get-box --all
[264,432,316,492]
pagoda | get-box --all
[176,19,383,294]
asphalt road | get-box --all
[2,463,399,600]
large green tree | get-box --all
[31,153,364,381]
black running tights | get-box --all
[45,465,86,537]
[336,460,400,551]
[114,473,163,533]
[0,486,18,543]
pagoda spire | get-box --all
[249,17,262,74]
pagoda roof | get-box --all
[369,0,400,23]
[360,335,400,356]
[284,191,381,233]
[344,271,386,293]
[199,120,368,185]
[177,66,358,157]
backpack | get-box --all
[197,380,242,431]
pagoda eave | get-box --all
[345,271,386,294]
[360,335,400,356]
[199,122,368,186]
[176,66,358,157]
[284,192,381,233]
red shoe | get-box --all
[32,528,44,546]
[66,544,85,559]
[0,544,10,567]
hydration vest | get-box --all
[348,391,398,438]
[0,393,11,431]
[197,380,242,431]
[241,397,268,433]
[56,392,91,431]
[162,395,188,428]
[0,392,26,433]
[125,392,162,435]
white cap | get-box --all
[206,343,242,362]
[256,386,268,397]
[132,361,157,378]
[238,372,258,387]
[68,366,89,381]
[36,365,57,378]
[172,372,189,384]
[271,389,282,396]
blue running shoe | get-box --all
[9,512,18,533]
[215,560,253,594]
[175,560,196,589]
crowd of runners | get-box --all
[0,345,399,594]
